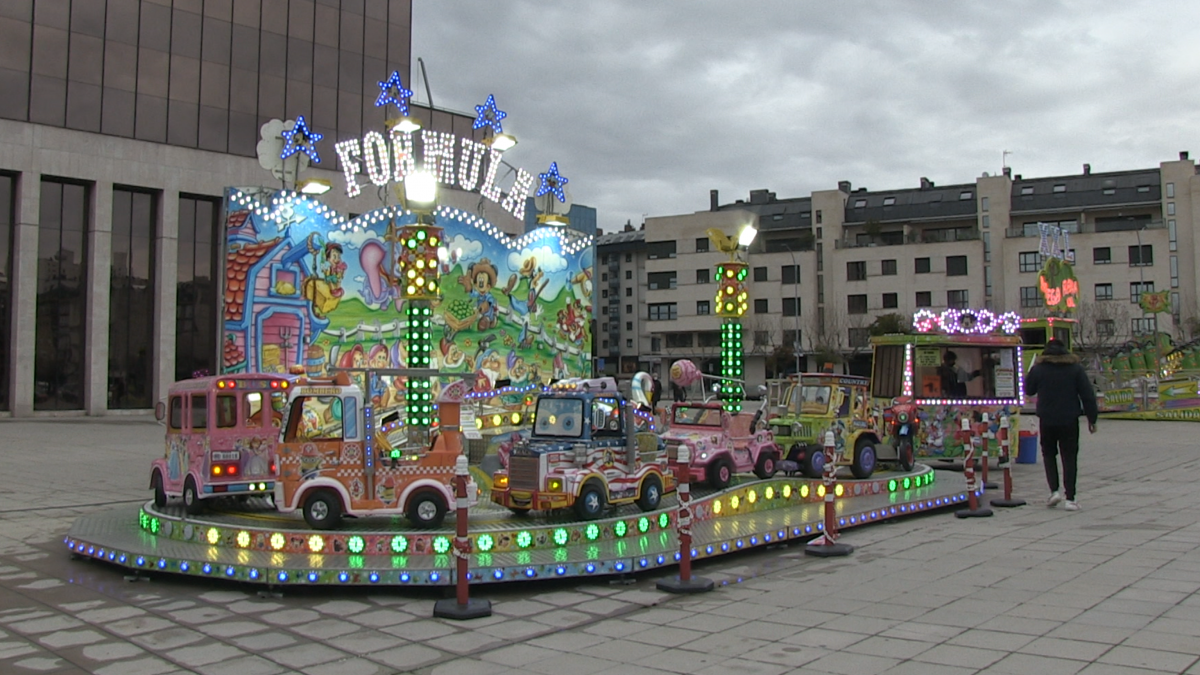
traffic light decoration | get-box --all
[715,261,749,318]
[719,319,744,413]
[398,224,443,301]
[405,303,434,427]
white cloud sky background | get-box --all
[412,1,1200,232]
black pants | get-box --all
[1040,422,1080,500]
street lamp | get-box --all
[783,242,801,376]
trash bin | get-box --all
[1017,430,1039,464]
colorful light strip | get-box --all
[719,318,744,414]
[913,308,1020,335]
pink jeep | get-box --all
[662,402,780,488]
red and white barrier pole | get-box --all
[658,445,713,592]
[956,417,993,518]
[979,413,997,490]
[990,415,1026,508]
[434,456,492,619]
[806,429,853,557]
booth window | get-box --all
[912,346,1019,400]
[871,345,905,399]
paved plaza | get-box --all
[1,415,1200,674]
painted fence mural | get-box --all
[221,187,593,391]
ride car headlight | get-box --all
[495,475,509,488]
[548,478,562,491]
[699,452,709,460]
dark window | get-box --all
[646,241,676,259]
[1130,282,1154,303]
[666,333,692,348]
[176,195,221,381]
[947,290,969,309]
[695,237,708,253]
[1095,283,1113,301]
[881,259,897,276]
[1097,320,1115,337]
[1093,247,1111,264]
[109,188,157,409]
[915,291,932,308]
[847,261,866,281]
[696,300,710,316]
[783,297,799,316]
[1019,251,1040,273]
[1129,244,1153,266]
[625,287,631,297]
[847,295,867,314]
[697,332,720,348]
[1132,317,1157,336]
[882,293,898,309]
[625,270,631,280]
[946,256,968,276]
[0,174,12,410]
[753,266,767,282]
[647,271,676,290]
[648,303,677,321]
[36,179,89,410]
[849,328,870,348]
[781,264,799,285]
[915,257,930,274]
[695,268,709,284]
[754,298,768,314]
[1019,286,1040,308]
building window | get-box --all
[1097,320,1116,337]
[1019,286,1040,308]
[625,270,632,280]
[110,188,158,410]
[881,259,897,276]
[648,303,677,320]
[981,196,989,212]
[1093,247,1111,264]
[601,323,608,332]
[646,241,676,259]
[1167,182,1175,198]
[959,191,973,200]
[947,290,969,309]
[698,331,720,348]
[1090,283,1113,301]
[601,273,608,282]
[1129,244,1153,267]
[625,287,632,297]
[754,331,770,346]
[882,293,898,309]
[915,291,932,308]
[753,266,768,282]
[1130,282,1154,303]
[602,306,609,315]
[1131,317,1157,336]
[1170,220,1177,252]
[783,329,800,348]
[695,237,709,253]
[882,196,895,206]
[754,298,768,314]
[696,268,709,284]
[1018,251,1041,273]
[177,195,221,383]
[1020,185,1034,195]
[915,257,930,274]
[847,261,867,281]
[666,333,693,348]
[696,300,710,315]
[781,264,800,284]
[0,174,12,411]
[647,271,677,290]
[626,304,632,314]
[622,322,630,332]
[651,337,661,352]
[783,297,799,316]
[1053,184,1066,193]
[602,341,608,349]
[37,180,91,410]
[627,339,633,348]
[602,289,608,299]
[625,253,632,262]
[1168,202,1176,216]
[982,215,990,229]
[847,294,868,314]
[816,210,822,224]
[946,255,968,276]
[849,328,870,348]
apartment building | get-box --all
[600,155,1195,385]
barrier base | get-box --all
[656,575,715,594]
[433,597,493,620]
[954,506,994,518]
[982,481,998,490]
[804,540,854,557]
[990,497,1027,508]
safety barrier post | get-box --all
[956,417,993,518]
[658,445,714,593]
[806,429,853,557]
[979,413,997,490]
[434,456,492,619]
[990,415,1027,508]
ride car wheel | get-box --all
[707,458,734,489]
[636,474,663,511]
[753,451,777,480]
[406,490,448,528]
[152,471,167,508]
[803,445,825,479]
[898,437,915,472]
[851,439,877,479]
[182,477,204,515]
[575,482,607,520]
[303,489,343,530]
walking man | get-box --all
[1024,338,1098,511]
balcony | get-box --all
[835,229,980,249]
[1005,220,1165,238]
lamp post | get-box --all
[783,242,801,376]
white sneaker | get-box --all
[1047,491,1064,507]
[1065,500,1080,511]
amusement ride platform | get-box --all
[65,466,972,587]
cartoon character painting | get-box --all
[462,258,500,331]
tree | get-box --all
[869,312,910,336]
[1073,299,1129,354]
[804,306,845,369]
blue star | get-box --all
[472,94,507,133]
[536,162,569,202]
[375,70,413,114]
[280,115,323,163]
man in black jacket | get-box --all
[1024,338,1099,511]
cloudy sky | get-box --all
[412,1,1200,233]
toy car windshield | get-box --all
[798,385,832,415]
[673,406,721,427]
[534,398,585,438]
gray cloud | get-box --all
[413,1,1200,230]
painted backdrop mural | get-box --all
[221,188,593,390]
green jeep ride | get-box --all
[769,373,895,479]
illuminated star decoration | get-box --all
[536,162,569,203]
[472,94,507,134]
[375,70,413,115]
[280,115,323,163]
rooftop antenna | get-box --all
[1002,150,1012,172]
[416,57,434,109]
